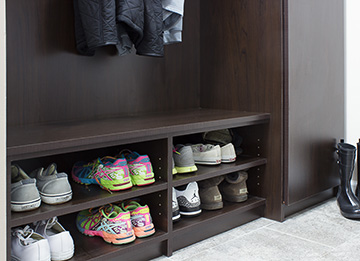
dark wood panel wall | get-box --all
[285,0,344,204]
[199,0,284,220]
[6,0,201,126]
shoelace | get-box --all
[13,225,34,245]
[173,147,181,155]
[86,205,126,234]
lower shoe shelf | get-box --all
[58,214,168,261]
[172,196,265,251]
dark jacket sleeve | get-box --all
[74,0,120,56]
[136,0,164,57]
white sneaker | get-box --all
[190,144,221,165]
[11,225,51,261]
[172,188,181,221]
[174,182,202,216]
[221,143,237,163]
[32,217,74,261]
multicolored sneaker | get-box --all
[119,150,155,186]
[121,201,155,238]
[76,205,135,245]
[72,156,133,191]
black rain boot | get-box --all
[356,139,360,198]
[336,141,360,219]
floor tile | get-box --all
[152,198,360,261]
[267,200,360,248]
[208,227,333,261]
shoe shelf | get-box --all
[172,196,266,251]
[10,180,168,228]
[7,109,270,160]
[172,156,267,187]
[7,109,270,260]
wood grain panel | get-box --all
[199,0,284,220]
[6,0,200,126]
[285,0,344,204]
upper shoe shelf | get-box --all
[7,108,270,160]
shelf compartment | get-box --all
[10,181,167,228]
[58,214,168,261]
[172,196,265,251]
[7,109,270,160]
[172,156,267,187]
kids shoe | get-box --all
[121,201,156,238]
[173,145,198,173]
[11,225,51,261]
[11,165,41,212]
[190,144,221,165]
[174,181,202,216]
[76,204,135,245]
[29,163,72,205]
[119,150,155,186]
[32,217,74,261]
[72,156,133,191]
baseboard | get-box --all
[283,188,337,219]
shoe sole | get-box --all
[72,176,133,191]
[132,176,155,186]
[221,157,236,163]
[172,213,181,221]
[194,159,221,165]
[175,165,198,173]
[179,209,202,216]
[11,198,41,212]
[133,224,156,238]
[76,222,136,245]
[40,191,72,205]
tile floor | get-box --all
[152,198,360,261]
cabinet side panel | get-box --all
[286,0,344,204]
[200,0,284,220]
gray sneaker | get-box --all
[173,145,198,174]
[29,163,72,205]
[11,165,41,212]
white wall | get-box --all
[0,0,6,259]
[346,0,360,146]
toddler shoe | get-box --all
[11,165,41,212]
[32,217,74,261]
[29,163,72,205]
[119,150,155,186]
[11,225,51,261]
[72,156,133,191]
[122,201,155,238]
[76,204,135,245]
